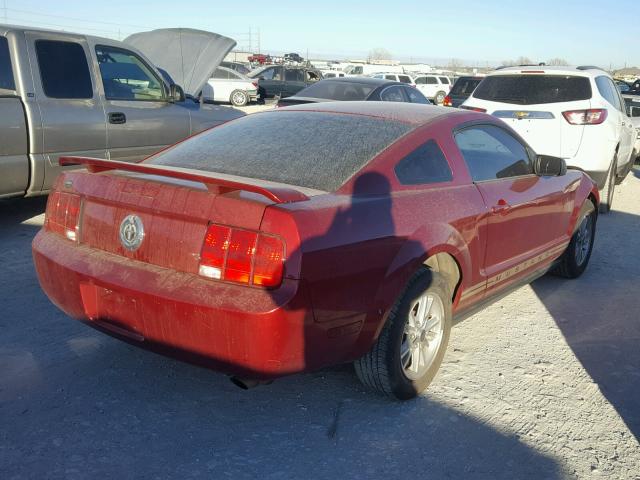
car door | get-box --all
[93,44,190,162]
[210,67,233,102]
[612,83,636,165]
[25,33,108,192]
[454,123,576,297]
[257,66,284,97]
[284,68,305,97]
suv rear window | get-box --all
[450,77,482,96]
[294,80,374,101]
[148,111,412,191]
[0,36,15,90]
[473,75,592,105]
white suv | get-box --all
[370,72,415,85]
[412,75,452,104]
[461,66,636,212]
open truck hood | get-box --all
[124,28,236,98]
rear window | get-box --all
[294,80,374,101]
[450,77,482,96]
[473,75,592,105]
[0,36,14,90]
[36,40,93,99]
[147,111,412,191]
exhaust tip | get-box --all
[230,376,260,390]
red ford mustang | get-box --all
[32,102,599,399]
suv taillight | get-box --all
[562,109,607,125]
[45,191,81,242]
[443,95,452,107]
[199,224,285,288]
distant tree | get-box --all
[368,48,392,62]
[501,56,534,67]
[547,58,569,66]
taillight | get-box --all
[443,95,452,107]
[45,191,81,242]
[562,109,607,125]
[251,81,258,88]
[460,105,487,113]
[199,224,285,288]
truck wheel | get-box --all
[230,90,249,107]
[434,91,446,104]
[354,268,451,400]
[554,200,596,279]
[599,155,617,214]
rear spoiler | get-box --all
[59,157,309,204]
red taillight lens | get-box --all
[45,190,81,241]
[562,109,607,125]
[199,224,285,288]
[252,81,258,88]
[253,235,285,287]
[443,95,452,107]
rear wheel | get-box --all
[230,89,249,107]
[434,91,446,105]
[599,155,617,214]
[554,200,596,278]
[354,268,452,400]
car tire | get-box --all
[554,199,596,279]
[434,91,446,105]
[354,268,452,400]
[599,155,617,214]
[230,90,249,107]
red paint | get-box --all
[33,105,599,380]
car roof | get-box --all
[490,65,608,77]
[320,77,402,86]
[276,101,465,126]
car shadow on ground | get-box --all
[531,205,640,440]
[0,184,563,478]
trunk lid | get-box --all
[56,157,310,276]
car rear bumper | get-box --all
[32,231,324,379]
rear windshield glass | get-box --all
[147,111,412,191]
[0,36,15,90]
[294,80,374,100]
[450,77,482,96]
[473,75,592,104]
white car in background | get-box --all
[412,75,452,104]
[208,66,259,106]
[462,66,636,213]
[623,94,640,161]
[370,72,415,86]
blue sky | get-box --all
[1,0,633,67]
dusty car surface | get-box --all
[32,102,599,399]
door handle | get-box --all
[491,198,511,214]
[108,112,126,124]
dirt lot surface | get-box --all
[1,158,639,478]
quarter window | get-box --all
[0,36,15,90]
[380,85,406,102]
[455,125,533,181]
[398,75,412,84]
[404,87,429,104]
[96,45,164,101]
[439,77,450,84]
[595,76,622,111]
[395,140,453,185]
[36,40,93,99]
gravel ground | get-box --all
[1,163,639,479]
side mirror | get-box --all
[535,155,567,176]
[169,84,185,103]
[200,83,215,104]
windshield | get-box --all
[295,80,375,100]
[473,75,592,105]
[147,111,412,191]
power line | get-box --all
[6,7,154,30]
